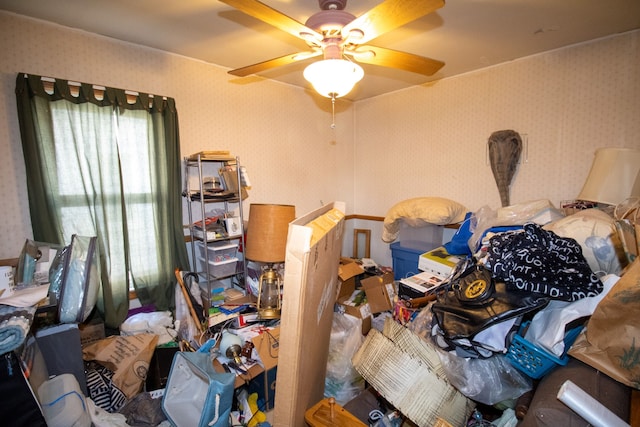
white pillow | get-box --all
[544,209,624,276]
[382,197,467,243]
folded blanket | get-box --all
[0,304,36,354]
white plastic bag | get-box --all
[324,312,365,405]
[437,351,532,405]
[120,311,176,345]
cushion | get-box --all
[544,209,624,276]
[518,358,630,426]
[382,197,467,243]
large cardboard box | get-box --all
[273,202,346,427]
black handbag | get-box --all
[431,263,549,357]
[452,266,495,306]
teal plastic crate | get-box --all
[506,321,583,379]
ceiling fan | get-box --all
[219,0,445,99]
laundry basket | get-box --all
[506,321,583,379]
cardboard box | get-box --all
[418,246,461,278]
[338,258,364,280]
[337,258,365,299]
[274,202,346,427]
[336,302,372,335]
[336,262,372,334]
[336,288,372,335]
[398,271,446,300]
[251,326,279,371]
[360,272,396,314]
[0,266,15,298]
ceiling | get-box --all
[1,0,639,101]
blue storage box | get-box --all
[248,366,277,411]
[390,242,426,280]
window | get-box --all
[16,74,189,327]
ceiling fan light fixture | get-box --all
[303,59,364,98]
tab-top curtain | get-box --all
[15,73,189,328]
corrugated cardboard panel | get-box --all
[273,202,346,427]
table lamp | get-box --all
[245,204,296,319]
[219,330,243,365]
[577,147,640,206]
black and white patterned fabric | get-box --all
[485,223,603,301]
[85,361,127,413]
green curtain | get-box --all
[15,73,189,328]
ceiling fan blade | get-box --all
[351,45,444,76]
[219,0,323,42]
[342,0,444,45]
[228,50,323,77]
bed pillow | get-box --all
[544,208,624,276]
[382,197,467,243]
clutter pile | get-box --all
[2,197,638,426]
[0,236,278,427]
[327,198,637,427]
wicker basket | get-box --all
[352,318,474,427]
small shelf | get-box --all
[183,153,248,298]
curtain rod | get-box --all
[25,73,166,100]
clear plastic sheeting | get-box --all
[58,235,100,324]
[324,312,366,405]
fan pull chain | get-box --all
[330,95,336,129]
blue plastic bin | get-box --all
[390,242,425,280]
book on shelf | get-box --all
[187,151,235,162]
[193,216,220,229]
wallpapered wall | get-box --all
[352,31,640,264]
[355,31,640,214]
[0,12,356,260]
[0,11,638,264]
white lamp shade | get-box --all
[219,330,241,353]
[577,147,640,205]
[303,59,364,98]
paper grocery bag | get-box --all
[83,333,158,398]
[569,258,640,389]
